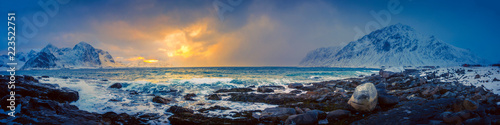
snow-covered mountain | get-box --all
[0,50,37,70]
[21,42,123,70]
[300,23,484,68]
[299,46,343,67]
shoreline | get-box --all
[1,66,499,124]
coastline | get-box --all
[1,66,499,124]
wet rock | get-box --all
[109,83,122,89]
[46,87,79,103]
[463,99,479,111]
[207,94,222,100]
[378,94,399,106]
[326,109,351,121]
[152,96,174,104]
[167,105,194,114]
[198,105,231,113]
[288,83,304,89]
[348,83,378,112]
[300,86,317,91]
[41,75,50,78]
[260,107,296,121]
[184,93,197,101]
[258,85,285,93]
[290,90,302,94]
[285,110,324,125]
[214,88,253,93]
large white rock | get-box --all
[348,83,378,112]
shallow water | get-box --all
[3,67,378,122]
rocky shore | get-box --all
[0,75,163,125]
[170,67,500,124]
[2,66,500,125]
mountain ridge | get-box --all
[21,42,122,70]
[300,23,485,68]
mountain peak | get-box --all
[73,41,94,50]
[44,43,58,49]
[301,23,483,68]
[366,23,415,38]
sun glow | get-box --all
[143,59,159,63]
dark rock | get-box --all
[214,88,253,93]
[167,105,194,114]
[260,107,296,122]
[326,109,351,121]
[284,110,325,125]
[109,83,122,89]
[464,117,491,125]
[288,83,304,89]
[207,94,222,100]
[152,96,174,104]
[41,76,50,78]
[184,93,197,101]
[300,86,317,91]
[46,87,79,103]
[475,74,481,79]
[258,85,285,93]
[463,99,479,111]
[198,105,231,113]
[290,90,302,94]
[493,78,500,82]
[378,94,399,106]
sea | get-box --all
[6,67,379,123]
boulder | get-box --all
[463,99,479,111]
[109,83,122,89]
[284,110,325,125]
[290,90,302,94]
[326,109,351,121]
[152,96,174,104]
[46,87,79,103]
[288,83,304,89]
[258,86,285,93]
[167,105,194,114]
[184,93,197,101]
[348,83,378,112]
[260,107,296,121]
[207,94,222,100]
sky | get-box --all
[1,0,499,67]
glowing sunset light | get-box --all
[143,59,159,63]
